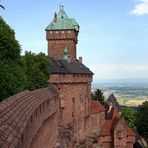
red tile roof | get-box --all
[112,109,120,118]
[101,109,135,136]
[122,123,135,136]
[101,120,113,136]
[91,100,104,114]
[0,86,58,147]
[127,128,135,136]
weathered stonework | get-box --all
[49,73,93,144]
[0,87,59,148]
[46,30,78,60]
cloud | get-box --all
[131,0,148,16]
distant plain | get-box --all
[93,79,148,107]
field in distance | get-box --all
[117,97,148,107]
[93,79,148,107]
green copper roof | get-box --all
[46,7,79,31]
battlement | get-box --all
[46,30,78,42]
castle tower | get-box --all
[47,7,93,144]
[46,6,79,60]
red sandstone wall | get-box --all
[0,87,59,148]
[102,142,113,148]
[46,30,78,59]
[99,136,112,145]
[126,142,134,148]
[90,114,100,130]
[49,74,92,142]
[99,128,135,148]
[48,40,76,60]
[49,74,92,84]
[126,136,135,148]
[99,112,105,126]
[30,113,58,148]
[58,83,90,139]
[99,136,113,147]
[19,99,59,148]
[114,120,127,148]
[90,112,105,131]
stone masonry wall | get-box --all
[49,74,92,144]
[0,87,59,148]
[30,112,58,148]
[60,82,91,141]
[46,30,78,60]
[99,136,113,148]
[90,112,105,131]
[90,114,100,130]
[49,74,92,84]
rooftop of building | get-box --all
[91,100,104,114]
[50,59,93,75]
[46,6,79,31]
[101,108,135,136]
[0,86,58,146]
[104,93,122,112]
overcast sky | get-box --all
[1,0,148,81]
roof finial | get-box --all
[54,12,57,23]
[59,4,64,10]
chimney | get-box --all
[54,12,57,23]
[79,56,82,64]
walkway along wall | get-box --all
[0,86,59,148]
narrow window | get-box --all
[21,134,24,142]
[47,100,49,106]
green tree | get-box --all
[23,51,50,90]
[121,106,137,128]
[93,88,105,105]
[0,17,26,101]
[137,101,148,142]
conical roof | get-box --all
[46,7,79,31]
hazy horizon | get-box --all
[93,78,148,89]
[93,78,148,82]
